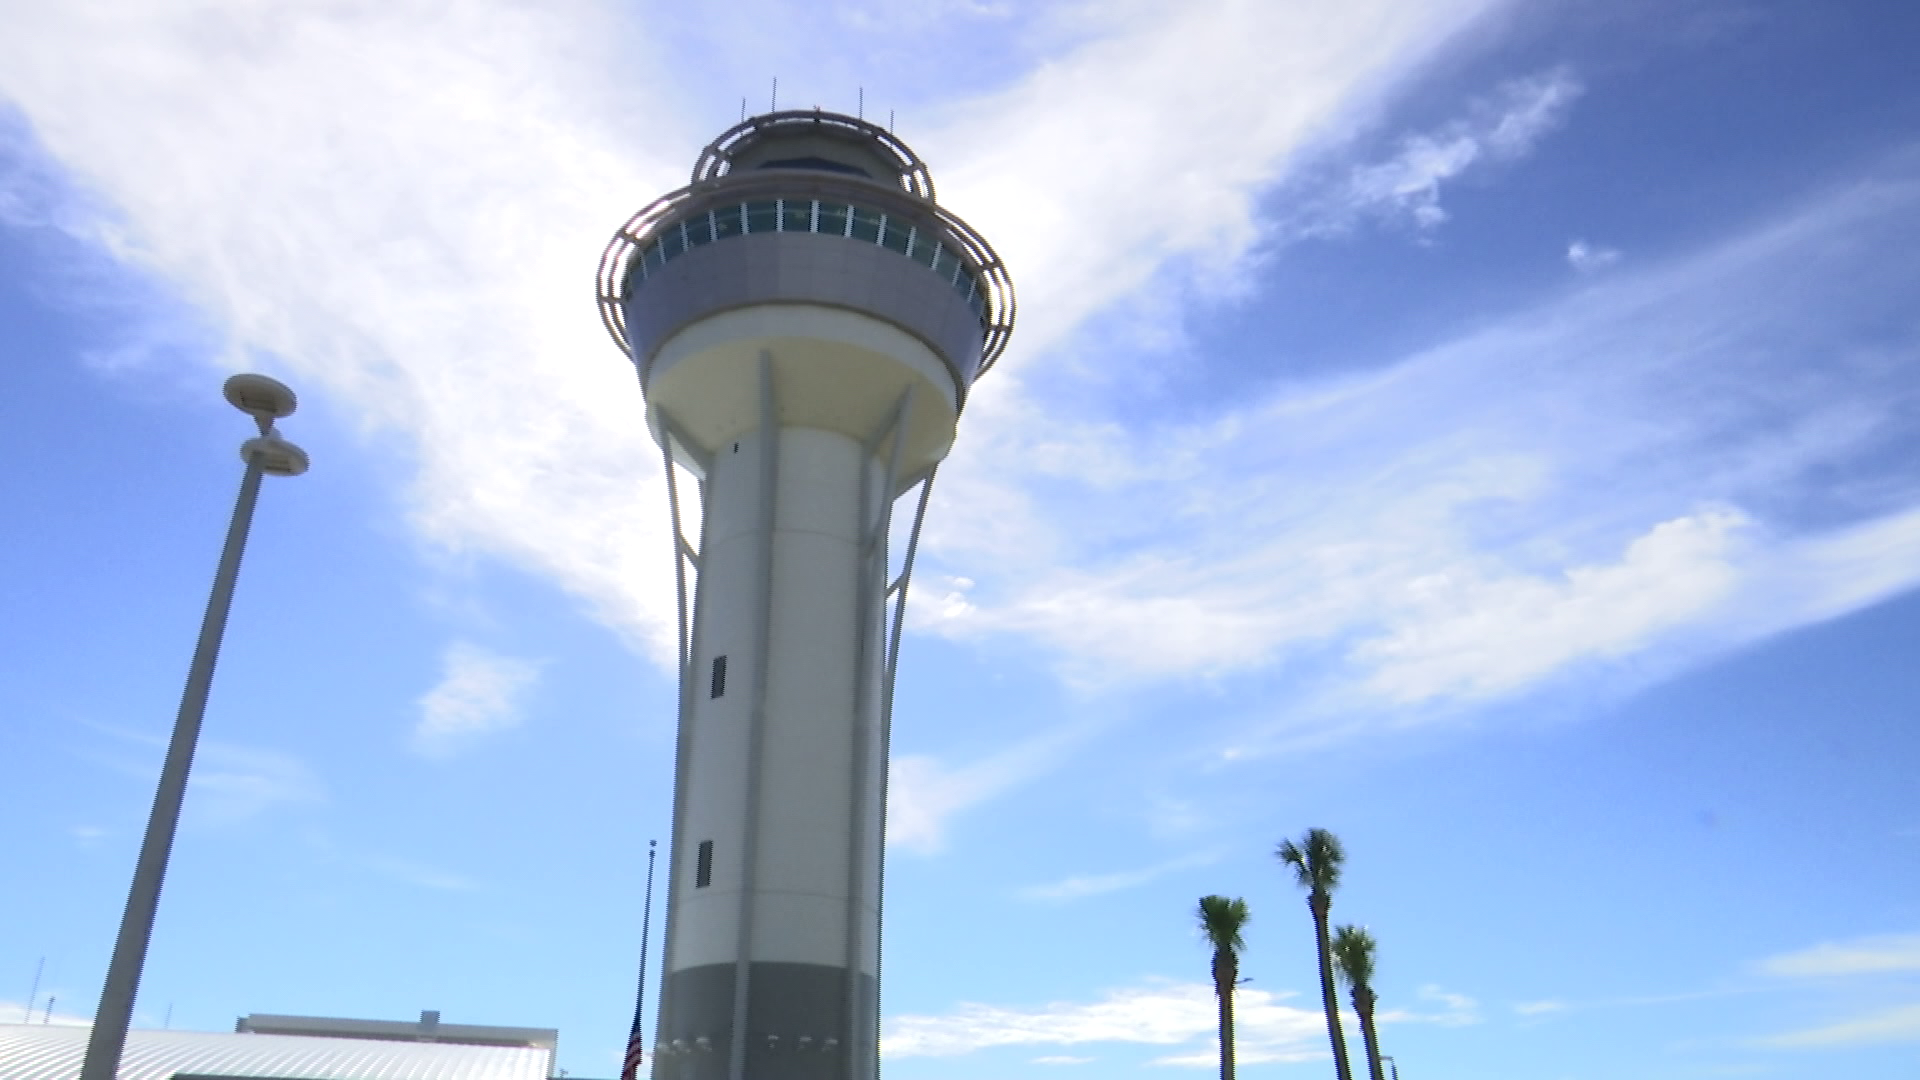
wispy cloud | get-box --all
[1354,506,1749,703]
[921,165,1920,725]
[0,0,1499,674]
[1032,1055,1095,1065]
[887,716,1090,855]
[1758,1003,1920,1048]
[1019,851,1218,902]
[1567,238,1622,271]
[884,979,1324,1065]
[1323,66,1582,232]
[1379,984,1482,1028]
[79,723,323,823]
[10,1,1920,857]
[1760,933,1920,977]
[414,641,542,755]
[1513,998,1566,1016]
[189,742,326,823]
[0,999,91,1026]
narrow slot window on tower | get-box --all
[710,655,728,699]
[696,840,713,888]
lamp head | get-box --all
[241,433,310,477]
[223,374,298,426]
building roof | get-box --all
[0,1022,554,1080]
[236,1011,557,1051]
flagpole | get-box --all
[624,839,658,1080]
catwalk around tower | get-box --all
[597,111,1014,1080]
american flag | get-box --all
[620,1027,646,1080]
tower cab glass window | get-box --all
[624,197,991,324]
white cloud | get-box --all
[0,0,1499,676]
[921,167,1920,720]
[1019,851,1217,902]
[1513,998,1567,1016]
[887,727,1075,855]
[1760,933,1920,978]
[1332,67,1582,232]
[924,0,1501,359]
[186,742,326,822]
[0,999,91,1026]
[1378,984,1482,1028]
[9,0,1920,815]
[1567,239,1622,271]
[1759,1003,1920,1048]
[414,641,542,754]
[883,979,1325,1065]
[80,723,323,824]
[1031,1055,1095,1065]
[1353,507,1751,703]
[0,0,692,661]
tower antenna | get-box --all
[857,86,864,120]
[770,77,778,113]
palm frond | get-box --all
[1197,894,1250,954]
[1275,828,1346,893]
[1330,924,1377,990]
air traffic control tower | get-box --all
[596,111,1014,1080]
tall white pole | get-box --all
[79,377,304,1080]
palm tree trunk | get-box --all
[1309,892,1354,1080]
[1354,986,1385,1080]
[1214,950,1237,1080]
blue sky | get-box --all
[2,1,1918,1077]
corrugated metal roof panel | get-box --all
[0,1024,552,1080]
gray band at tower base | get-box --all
[654,962,875,1080]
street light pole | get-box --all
[1381,1055,1400,1080]
[78,375,308,1080]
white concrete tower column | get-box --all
[597,112,1013,1080]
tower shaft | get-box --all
[659,360,904,1080]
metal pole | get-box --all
[23,957,43,1024]
[622,839,657,1080]
[78,450,267,1080]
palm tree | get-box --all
[1277,829,1353,1080]
[1197,895,1250,1080]
[1331,925,1386,1080]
